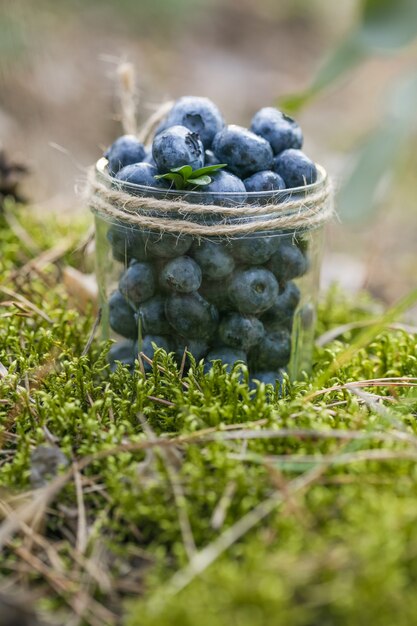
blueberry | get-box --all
[228,268,278,315]
[212,125,273,178]
[204,149,220,165]
[262,281,300,331]
[119,261,155,308]
[190,240,235,280]
[250,329,291,370]
[156,96,224,149]
[244,170,286,192]
[273,149,317,188]
[199,278,233,312]
[109,290,137,338]
[143,231,192,258]
[250,108,303,155]
[204,347,247,373]
[249,370,284,391]
[139,334,171,372]
[152,125,204,173]
[196,169,246,207]
[108,339,137,372]
[165,292,219,339]
[174,337,209,363]
[105,135,146,176]
[231,236,279,265]
[269,241,308,284]
[159,256,202,293]
[218,312,264,351]
[136,295,171,335]
[107,224,139,264]
[115,162,169,189]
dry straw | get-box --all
[87,93,334,237]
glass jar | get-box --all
[92,157,331,385]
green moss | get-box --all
[1,206,417,625]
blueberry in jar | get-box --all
[174,336,209,363]
[269,241,308,284]
[139,334,171,372]
[262,281,301,331]
[143,231,192,259]
[231,236,279,265]
[199,278,233,312]
[228,268,278,315]
[196,170,246,207]
[119,260,155,308]
[156,96,224,149]
[212,125,273,178]
[136,295,171,335]
[108,290,137,339]
[115,162,169,189]
[218,312,265,351]
[243,170,286,194]
[159,256,202,293]
[250,328,291,370]
[152,125,204,173]
[249,369,284,391]
[165,292,219,339]
[190,240,235,280]
[273,149,317,188]
[250,107,303,154]
[107,224,146,264]
[108,339,137,372]
[105,135,146,176]
[204,347,247,373]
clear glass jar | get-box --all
[92,157,330,385]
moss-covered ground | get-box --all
[1,204,417,625]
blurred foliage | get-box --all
[280,0,417,223]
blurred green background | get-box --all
[0,0,416,304]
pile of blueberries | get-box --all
[103,96,315,386]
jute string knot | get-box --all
[87,103,334,238]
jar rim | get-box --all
[95,157,328,199]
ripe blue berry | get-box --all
[243,170,286,193]
[105,135,146,175]
[218,312,265,351]
[199,278,233,312]
[250,108,303,154]
[156,96,224,149]
[190,240,235,280]
[143,232,192,259]
[204,347,247,373]
[197,170,247,207]
[174,337,209,363]
[152,125,204,173]
[231,236,279,265]
[119,261,155,308]
[228,268,278,315]
[115,162,169,189]
[269,241,308,284]
[139,334,171,372]
[273,149,317,188]
[136,295,171,335]
[262,281,301,331]
[165,292,219,339]
[108,290,137,339]
[212,125,273,178]
[159,256,202,293]
[108,339,137,372]
[249,370,284,391]
[251,329,291,370]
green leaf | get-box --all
[190,164,227,178]
[187,175,211,186]
[154,172,185,190]
[170,165,193,179]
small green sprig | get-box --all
[154,163,227,190]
